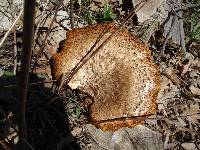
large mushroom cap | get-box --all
[50,23,160,131]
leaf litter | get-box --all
[0,0,200,149]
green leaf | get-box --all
[4,70,14,77]
[192,25,200,40]
[191,0,200,5]
[75,106,81,118]
[85,10,94,24]
[36,73,46,79]
[191,14,197,32]
[187,0,200,41]
[50,0,60,5]
[102,1,116,21]
[190,13,200,40]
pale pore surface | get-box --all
[50,23,160,130]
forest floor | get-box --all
[0,0,200,150]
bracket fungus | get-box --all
[50,23,160,131]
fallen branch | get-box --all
[0,9,23,48]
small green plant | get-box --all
[95,1,116,23]
[84,1,116,24]
[75,105,81,118]
[85,10,95,24]
[102,1,116,21]
[190,13,200,41]
[71,105,82,118]
[190,0,200,5]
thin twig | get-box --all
[70,0,74,29]
[32,0,64,72]
[24,139,35,150]
[0,106,18,132]
[0,5,15,18]
[0,9,23,48]
[55,17,69,30]
[33,0,50,48]
[161,71,180,86]
[2,80,56,88]
[36,35,54,60]
[0,9,13,20]
[156,14,176,62]
[13,25,17,75]
[162,67,199,101]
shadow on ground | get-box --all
[0,73,81,150]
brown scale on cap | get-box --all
[50,23,160,131]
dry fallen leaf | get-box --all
[181,143,197,150]
[85,124,164,150]
[132,0,164,22]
